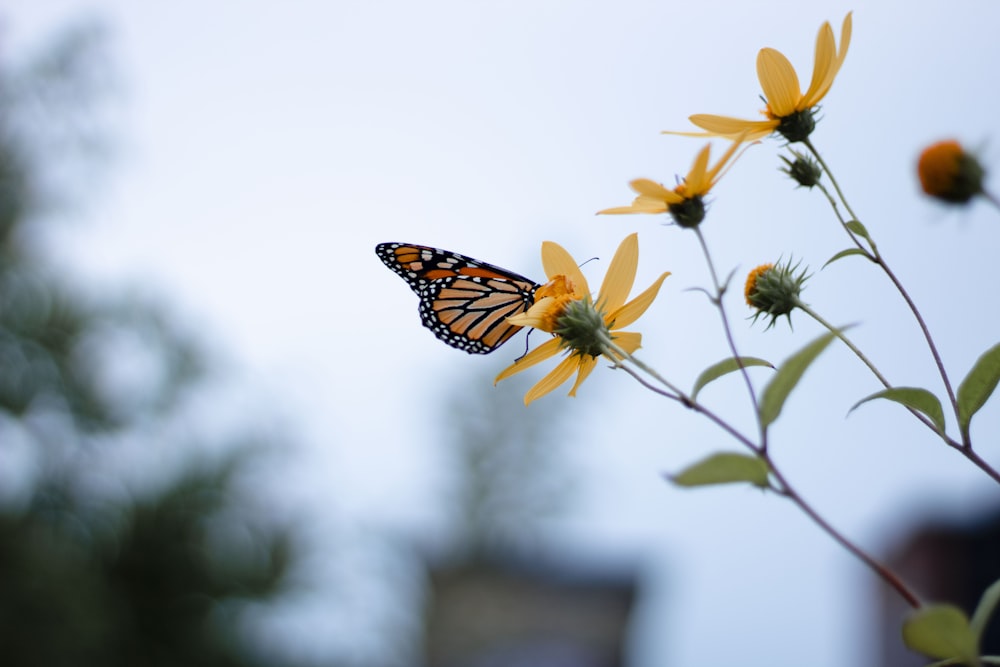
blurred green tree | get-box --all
[0,21,300,667]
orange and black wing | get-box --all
[376,242,539,354]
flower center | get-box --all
[772,108,817,143]
[554,297,611,358]
[667,195,706,228]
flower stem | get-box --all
[804,138,859,224]
[614,344,923,609]
[805,139,964,445]
[606,341,684,399]
[692,227,765,445]
[796,301,889,387]
[767,462,922,609]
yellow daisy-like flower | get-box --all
[495,233,670,405]
[675,13,852,142]
[598,139,746,227]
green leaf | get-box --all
[902,605,979,664]
[849,387,946,435]
[692,357,774,400]
[971,577,1000,640]
[759,331,839,428]
[823,247,871,268]
[668,452,769,489]
[957,342,1000,435]
[845,219,872,242]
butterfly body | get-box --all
[376,243,539,354]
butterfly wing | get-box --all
[376,242,539,354]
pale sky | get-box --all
[7,2,1000,666]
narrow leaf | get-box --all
[692,356,774,400]
[957,342,1000,434]
[759,331,839,428]
[849,387,946,435]
[902,605,979,663]
[971,577,1000,640]
[668,452,769,489]
[823,247,871,268]
[845,219,872,242]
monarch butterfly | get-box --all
[376,242,540,354]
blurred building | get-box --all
[878,507,1000,667]
[424,551,638,667]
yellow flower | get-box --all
[917,140,985,204]
[674,13,852,142]
[598,139,746,227]
[495,233,670,404]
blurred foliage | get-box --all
[0,20,303,667]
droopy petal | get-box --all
[757,48,801,117]
[541,241,589,295]
[494,337,562,383]
[704,135,748,185]
[567,356,599,397]
[630,178,682,203]
[597,202,667,215]
[681,115,778,141]
[598,233,638,314]
[608,271,670,329]
[524,355,580,404]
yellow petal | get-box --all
[632,197,673,211]
[673,115,778,141]
[507,296,555,330]
[704,135,749,186]
[567,356,599,397]
[598,233,638,314]
[801,20,836,109]
[494,337,562,384]
[608,331,642,357]
[597,179,676,215]
[805,12,852,108]
[597,203,665,215]
[608,271,670,329]
[630,178,673,198]
[541,241,589,296]
[524,355,580,404]
[631,179,683,205]
[757,48,801,117]
[683,144,713,194]
[836,13,853,69]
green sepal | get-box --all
[850,387,946,436]
[759,331,839,428]
[902,604,979,664]
[668,452,770,489]
[692,356,774,400]
[957,342,1000,436]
